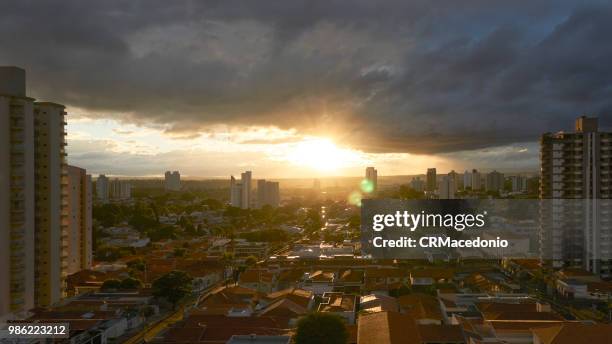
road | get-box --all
[122,282,226,344]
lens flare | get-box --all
[360,179,374,194]
[348,191,363,207]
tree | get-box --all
[152,270,193,309]
[295,313,348,344]
[120,277,143,290]
[244,255,258,266]
[101,279,122,291]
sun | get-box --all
[289,138,363,172]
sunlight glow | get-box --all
[288,138,365,172]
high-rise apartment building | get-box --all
[33,101,69,307]
[230,176,242,208]
[471,169,482,190]
[0,66,81,319]
[410,177,425,192]
[257,180,280,208]
[66,165,92,274]
[230,171,252,209]
[540,116,612,276]
[365,167,378,193]
[426,168,437,191]
[164,171,181,191]
[462,170,471,190]
[439,175,456,199]
[447,170,460,192]
[96,174,109,201]
[510,175,529,193]
[109,178,131,199]
[0,66,36,320]
[485,170,505,192]
[241,171,252,209]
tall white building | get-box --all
[485,170,505,192]
[365,167,378,193]
[510,175,528,193]
[96,174,109,201]
[66,165,92,274]
[109,178,131,199]
[230,176,242,208]
[0,66,75,318]
[164,171,181,191]
[471,169,482,190]
[241,171,252,209]
[447,170,460,193]
[0,66,36,320]
[257,179,280,208]
[438,175,456,199]
[410,177,425,192]
[540,116,612,277]
[230,171,252,209]
[462,170,471,190]
[426,168,437,191]
[33,101,69,307]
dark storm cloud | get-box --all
[1,0,611,154]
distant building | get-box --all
[96,174,109,201]
[447,170,460,192]
[510,175,528,193]
[365,167,378,193]
[109,179,131,199]
[66,165,92,274]
[164,170,181,191]
[471,169,482,190]
[241,171,252,209]
[410,177,425,192]
[485,170,504,192]
[230,176,242,208]
[426,168,437,191]
[462,170,471,190]
[257,179,280,208]
[230,171,252,209]
[438,175,456,199]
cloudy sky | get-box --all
[2,0,611,178]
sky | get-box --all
[2,0,611,178]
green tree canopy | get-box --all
[120,277,143,290]
[152,270,193,309]
[295,313,348,344]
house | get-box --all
[357,311,421,344]
[199,285,261,315]
[556,279,588,299]
[238,269,277,293]
[410,268,454,286]
[337,269,365,292]
[159,314,286,343]
[531,322,612,344]
[360,294,399,314]
[301,270,335,295]
[397,294,443,325]
[364,268,410,294]
[357,311,466,344]
[317,292,357,324]
[258,288,314,326]
[476,302,561,322]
